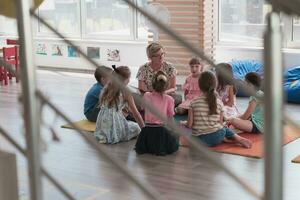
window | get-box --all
[0,16,18,36]
[137,0,149,40]
[293,16,300,41]
[83,0,132,38]
[218,0,300,48]
[35,0,149,40]
[37,0,80,37]
[219,0,271,43]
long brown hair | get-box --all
[198,71,218,115]
[215,63,236,94]
[100,66,131,109]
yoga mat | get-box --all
[210,125,300,158]
[61,119,96,132]
[62,115,188,132]
[62,118,300,158]
[292,155,300,163]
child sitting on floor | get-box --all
[228,72,264,133]
[135,71,179,155]
[84,66,112,122]
[184,71,252,148]
[215,63,239,119]
[94,66,144,144]
[176,57,203,115]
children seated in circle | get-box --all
[90,64,257,150]
[135,71,179,155]
[94,66,144,144]
[175,57,203,115]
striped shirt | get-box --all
[190,96,224,135]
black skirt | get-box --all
[135,124,179,156]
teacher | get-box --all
[136,42,182,106]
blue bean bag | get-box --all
[284,66,300,104]
[229,60,264,97]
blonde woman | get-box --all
[136,42,182,107]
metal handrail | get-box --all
[0,126,76,200]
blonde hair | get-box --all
[146,42,164,58]
[100,66,131,110]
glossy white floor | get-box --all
[0,70,300,200]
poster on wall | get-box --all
[107,49,120,62]
[87,47,100,59]
[67,46,80,58]
[36,43,47,55]
[52,44,65,56]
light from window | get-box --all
[219,0,271,43]
[84,0,131,37]
[0,16,17,35]
[38,0,80,35]
[137,0,149,39]
[293,17,300,41]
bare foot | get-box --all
[233,135,252,148]
[238,137,252,148]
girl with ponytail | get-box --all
[94,65,144,144]
[184,71,252,148]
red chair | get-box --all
[6,39,19,45]
[1,46,19,85]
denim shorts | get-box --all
[196,128,235,147]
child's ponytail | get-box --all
[207,86,217,115]
[198,71,218,115]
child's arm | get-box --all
[225,86,235,107]
[220,111,224,124]
[125,93,145,128]
[239,100,257,120]
[182,79,189,97]
[187,108,193,128]
[165,75,176,94]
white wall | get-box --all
[215,46,300,69]
[33,39,148,72]
[0,37,148,74]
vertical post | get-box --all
[264,11,283,200]
[15,0,43,200]
[0,151,19,200]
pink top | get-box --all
[182,74,202,100]
[143,92,175,124]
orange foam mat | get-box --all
[292,155,300,163]
[210,126,300,158]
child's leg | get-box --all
[85,106,100,122]
[229,118,253,133]
[224,128,252,148]
[197,129,226,147]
